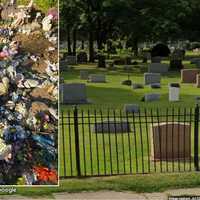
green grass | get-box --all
[59,59,200,178]
[59,109,196,177]
[61,61,199,111]
[4,173,200,196]
[57,56,200,196]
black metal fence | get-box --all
[60,105,200,178]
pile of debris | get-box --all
[0,0,58,185]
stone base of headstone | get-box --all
[150,122,191,161]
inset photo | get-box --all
[0,0,58,185]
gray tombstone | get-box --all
[122,80,132,86]
[144,93,161,102]
[150,83,161,89]
[144,73,161,85]
[80,70,89,80]
[60,61,72,71]
[132,83,144,89]
[65,56,77,65]
[124,104,140,113]
[89,74,106,83]
[148,63,169,74]
[191,58,200,65]
[93,121,131,133]
[197,61,200,68]
[123,65,133,71]
[60,83,88,104]
[151,56,163,63]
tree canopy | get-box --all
[60,0,200,59]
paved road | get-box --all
[1,188,200,200]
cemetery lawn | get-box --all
[5,173,200,196]
[60,60,200,178]
[61,60,199,111]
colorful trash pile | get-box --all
[0,1,58,185]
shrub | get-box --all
[151,43,170,57]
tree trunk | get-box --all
[72,28,77,56]
[170,60,183,70]
[96,17,104,51]
[81,40,84,50]
[98,55,106,68]
[67,26,72,55]
[89,30,94,62]
[96,17,106,68]
[133,38,138,57]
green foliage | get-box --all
[1,0,57,12]
[60,0,200,58]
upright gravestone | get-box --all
[169,83,180,102]
[60,83,88,104]
[124,104,140,113]
[150,122,191,161]
[80,70,89,80]
[144,93,161,102]
[181,69,200,83]
[197,61,200,68]
[89,74,106,83]
[144,73,161,85]
[65,56,77,65]
[191,58,200,65]
[151,56,162,63]
[148,63,169,74]
[60,61,71,71]
[93,121,131,133]
[132,83,144,89]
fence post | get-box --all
[74,106,81,176]
[194,104,199,171]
